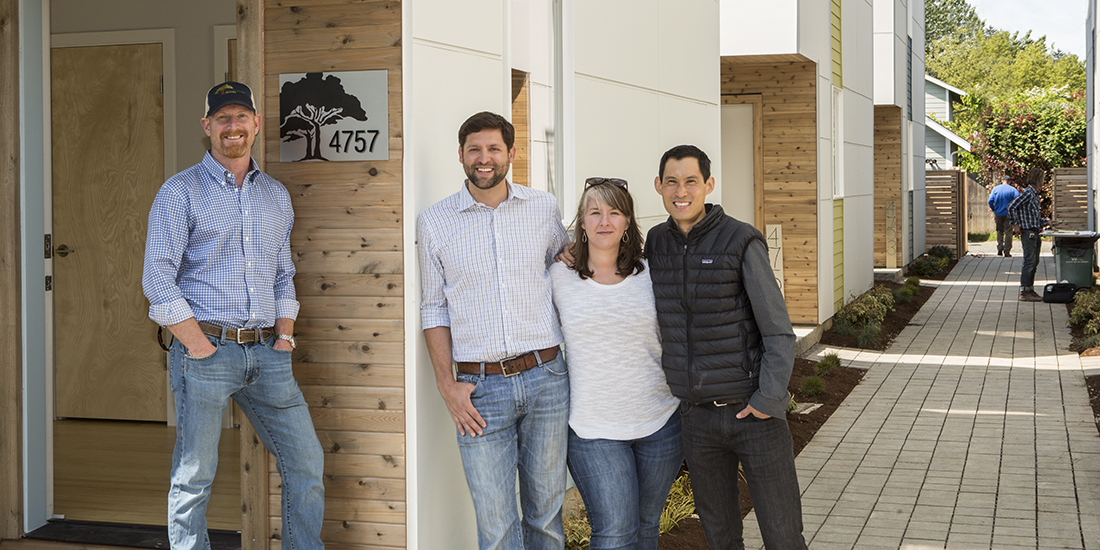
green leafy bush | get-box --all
[815,353,841,377]
[968,232,994,242]
[800,376,825,397]
[928,245,955,261]
[908,255,945,277]
[564,509,591,550]
[835,285,895,328]
[905,276,922,288]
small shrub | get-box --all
[563,509,591,550]
[1069,288,1100,329]
[835,285,894,328]
[833,320,856,336]
[787,393,799,413]
[928,245,955,261]
[801,376,825,397]
[968,232,994,242]
[905,276,921,288]
[857,321,882,348]
[908,255,942,277]
[892,287,912,304]
[659,474,695,535]
[815,353,841,377]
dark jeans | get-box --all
[680,402,807,550]
[995,215,1012,254]
[1020,228,1041,290]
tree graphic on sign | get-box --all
[279,73,368,161]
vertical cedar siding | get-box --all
[511,70,531,187]
[261,1,406,549]
[720,58,818,325]
[0,0,22,536]
[874,105,903,268]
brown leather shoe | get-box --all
[1020,290,1042,302]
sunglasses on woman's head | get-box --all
[584,177,628,189]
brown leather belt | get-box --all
[457,347,559,377]
[198,321,273,344]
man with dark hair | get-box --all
[645,144,808,549]
[418,111,570,550]
[1008,167,1050,302]
[143,82,325,550]
[989,175,1019,257]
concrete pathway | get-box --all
[742,248,1100,549]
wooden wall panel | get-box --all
[874,105,902,268]
[721,58,818,324]
[926,170,967,255]
[0,0,22,538]
[510,70,530,187]
[261,0,405,548]
[1052,168,1088,231]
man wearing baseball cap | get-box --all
[142,82,325,550]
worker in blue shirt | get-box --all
[988,175,1020,257]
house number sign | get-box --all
[278,70,389,162]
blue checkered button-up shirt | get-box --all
[418,181,567,363]
[1007,185,1047,230]
[142,152,299,329]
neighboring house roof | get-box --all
[925,117,971,152]
[925,74,967,97]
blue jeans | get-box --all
[455,354,570,550]
[169,333,325,550]
[680,403,807,550]
[567,413,683,550]
[1020,228,1041,290]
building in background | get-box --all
[924,74,971,170]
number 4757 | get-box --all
[329,129,380,153]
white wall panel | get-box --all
[659,0,720,103]
[845,92,874,148]
[412,0,503,57]
[845,143,875,198]
[719,0,798,56]
[574,0,658,90]
[873,33,896,104]
[801,0,833,76]
[844,194,875,296]
[843,0,874,98]
[658,94,722,204]
[720,104,756,224]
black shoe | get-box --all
[997,250,1003,256]
[1004,252,1012,258]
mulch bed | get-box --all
[1064,303,1100,438]
[818,281,937,351]
[658,273,943,549]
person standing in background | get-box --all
[988,175,1019,257]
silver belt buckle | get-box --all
[499,354,523,377]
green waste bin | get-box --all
[1050,233,1099,288]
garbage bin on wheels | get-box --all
[1044,231,1100,289]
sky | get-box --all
[966,0,1088,58]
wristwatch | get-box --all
[277,334,297,350]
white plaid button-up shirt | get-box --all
[418,181,567,363]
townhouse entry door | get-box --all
[50,41,242,530]
[52,43,166,423]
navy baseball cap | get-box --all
[205,81,256,117]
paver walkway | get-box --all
[742,249,1100,549]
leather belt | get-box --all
[198,321,273,344]
[457,347,559,377]
[706,397,750,407]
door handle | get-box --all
[56,244,75,257]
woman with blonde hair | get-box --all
[550,178,682,550]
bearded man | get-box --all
[417,111,570,550]
[142,81,325,550]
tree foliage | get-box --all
[925,0,1086,218]
[965,88,1086,216]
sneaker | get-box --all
[1020,290,1042,302]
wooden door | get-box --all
[52,43,166,421]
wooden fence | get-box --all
[1052,167,1089,231]
[926,170,968,256]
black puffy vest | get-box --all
[645,205,766,403]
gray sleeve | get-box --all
[741,239,796,418]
